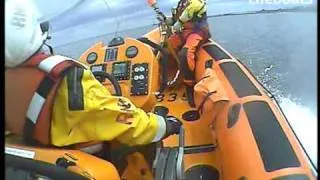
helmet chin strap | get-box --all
[44,41,54,55]
[40,22,54,55]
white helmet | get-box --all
[5,0,49,68]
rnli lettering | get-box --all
[117,98,132,111]
[156,92,187,102]
[116,113,133,125]
[156,93,165,102]
[11,6,26,29]
[168,93,178,102]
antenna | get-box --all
[102,0,121,38]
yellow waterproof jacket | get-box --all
[51,66,166,147]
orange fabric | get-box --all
[184,33,203,71]
[5,53,76,145]
[6,68,47,134]
[168,31,204,72]
[194,68,229,120]
[22,52,48,67]
[168,30,191,51]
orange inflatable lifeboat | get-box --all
[5,9,317,180]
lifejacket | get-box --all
[174,0,210,39]
[5,53,85,145]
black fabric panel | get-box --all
[243,101,301,172]
[184,144,216,154]
[272,174,310,180]
[186,85,196,107]
[186,165,219,180]
[220,62,261,97]
[23,117,35,142]
[37,76,54,98]
[6,166,32,180]
[239,176,248,180]
[178,48,195,81]
[137,37,160,55]
[203,45,231,61]
[205,59,213,68]
[228,103,242,128]
[67,67,84,111]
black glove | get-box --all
[164,116,182,137]
[156,13,165,22]
[153,107,182,140]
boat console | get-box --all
[79,37,161,111]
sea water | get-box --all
[211,12,317,168]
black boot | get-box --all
[186,85,195,108]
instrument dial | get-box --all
[87,52,98,64]
[126,46,139,58]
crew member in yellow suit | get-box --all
[5,0,182,148]
[150,0,210,106]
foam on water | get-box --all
[278,96,318,168]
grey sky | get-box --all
[33,0,316,45]
[35,0,316,31]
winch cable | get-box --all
[102,0,121,38]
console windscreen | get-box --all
[105,48,118,62]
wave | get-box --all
[278,96,318,168]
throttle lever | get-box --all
[152,125,186,180]
[177,126,185,180]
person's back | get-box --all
[5,0,181,148]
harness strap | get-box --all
[197,90,217,114]
[24,76,55,141]
[196,59,215,113]
[23,55,79,142]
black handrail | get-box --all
[138,37,169,93]
[92,71,122,96]
[6,154,88,180]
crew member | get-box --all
[166,0,210,106]
[5,0,182,148]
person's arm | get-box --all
[51,67,177,147]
